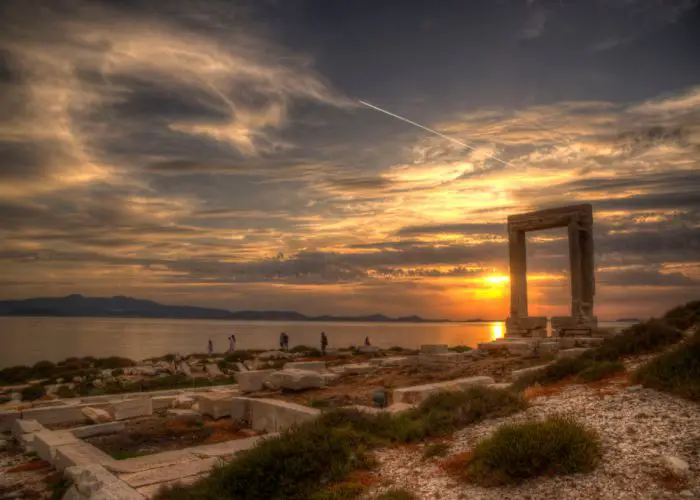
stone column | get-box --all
[508,229,528,318]
[580,221,595,320]
[568,219,583,318]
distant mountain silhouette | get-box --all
[0,294,451,322]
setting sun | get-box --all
[483,275,510,285]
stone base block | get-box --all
[120,457,219,488]
[33,430,80,463]
[111,397,153,420]
[63,464,143,500]
[198,394,232,419]
[418,352,463,365]
[0,410,21,433]
[11,419,44,439]
[54,442,114,472]
[339,363,375,374]
[538,341,561,355]
[71,422,125,439]
[152,396,177,411]
[283,361,327,372]
[369,357,413,367]
[559,337,605,349]
[237,369,276,392]
[249,398,321,432]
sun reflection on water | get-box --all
[491,323,505,340]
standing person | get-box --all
[279,332,285,351]
[207,338,213,356]
[229,334,236,353]
[320,331,328,356]
[364,336,371,346]
[283,332,290,351]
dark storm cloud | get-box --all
[598,267,700,287]
[396,223,504,237]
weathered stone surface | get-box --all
[198,393,231,419]
[230,397,256,422]
[249,398,320,432]
[170,395,195,409]
[538,341,560,355]
[339,363,375,374]
[393,376,494,404]
[487,382,512,390]
[11,418,44,439]
[166,409,203,423]
[235,362,248,372]
[505,342,536,356]
[205,364,224,377]
[83,406,114,423]
[283,361,327,372]
[33,430,80,463]
[152,395,177,411]
[268,369,324,391]
[110,398,153,420]
[135,473,204,499]
[22,404,94,426]
[71,422,125,439]
[385,402,413,414]
[320,372,340,384]
[557,347,593,360]
[189,435,270,458]
[369,357,412,367]
[236,369,276,392]
[54,442,114,472]
[104,450,196,474]
[63,464,143,500]
[120,457,219,488]
[421,344,449,354]
[177,361,192,376]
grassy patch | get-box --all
[375,489,418,500]
[309,399,331,409]
[56,385,76,398]
[449,346,472,353]
[20,384,46,401]
[422,442,450,460]
[578,360,625,382]
[0,356,137,386]
[462,416,600,486]
[633,333,700,401]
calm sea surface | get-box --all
[0,316,632,368]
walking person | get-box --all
[320,331,328,356]
[229,334,236,353]
[364,336,371,347]
[207,338,213,356]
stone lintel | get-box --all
[508,204,592,232]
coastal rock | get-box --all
[259,350,293,360]
[178,361,192,377]
[82,407,113,424]
[205,363,224,377]
[268,369,324,391]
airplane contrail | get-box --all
[358,100,513,168]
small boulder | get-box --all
[259,350,293,360]
[171,395,195,409]
[268,369,324,391]
[82,407,113,424]
[661,455,690,477]
[205,364,224,378]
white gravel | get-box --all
[371,380,700,500]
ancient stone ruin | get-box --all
[506,203,597,338]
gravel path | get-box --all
[371,379,700,500]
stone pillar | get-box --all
[568,218,583,319]
[508,229,528,318]
[580,221,595,320]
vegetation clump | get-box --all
[20,384,46,401]
[155,386,525,500]
[662,300,700,332]
[422,442,450,460]
[633,332,700,401]
[461,416,601,486]
[578,360,625,382]
[375,489,418,500]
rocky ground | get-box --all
[370,373,700,500]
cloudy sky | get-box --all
[1,0,699,320]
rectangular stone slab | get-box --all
[188,435,270,458]
[33,430,81,463]
[393,376,494,404]
[105,449,197,474]
[198,394,232,419]
[420,344,448,354]
[70,421,125,439]
[63,464,143,500]
[120,457,220,488]
[12,419,45,439]
[0,410,21,433]
[236,369,276,392]
[53,442,115,472]
[111,397,153,420]
[249,398,321,432]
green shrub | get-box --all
[56,385,76,399]
[511,356,592,391]
[289,345,315,353]
[578,360,625,382]
[376,490,417,500]
[310,483,367,500]
[662,300,700,331]
[633,333,700,401]
[31,360,57,378]
[223,352,253,363]
[0,365,32,385]
[591,320,682,362]
[449,346,472,353]
[462,416,600,486]
[21,384,46,401]
[422,442,450,460]
[310,399,331,409]
[112,368,125,377]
